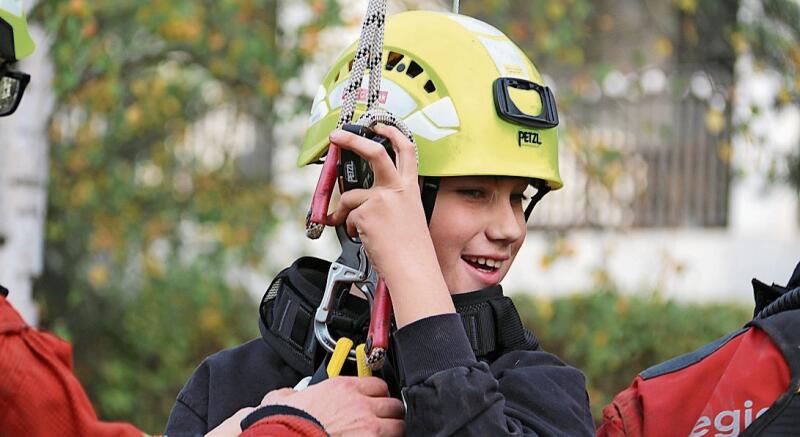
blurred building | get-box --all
[505,1,800,301]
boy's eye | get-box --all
[457,189,486,200]
[511,193,529,204]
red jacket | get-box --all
[0,294,144,436]
[597,325,791,437]
[0,294,326,437]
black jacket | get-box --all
[165,257,594,436]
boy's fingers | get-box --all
[330,129,398,185]
[327,189,369,225]
[373,124,417,180]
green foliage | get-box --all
[78,259,257,432]
[514,290,752,423]
[29,0,341,432]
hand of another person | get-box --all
[260,376,405,437]
[204,406,256,437]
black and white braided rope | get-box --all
[337,0,388,130]
[356,109,418,164]
[306,0,397,240]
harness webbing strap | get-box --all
[260,267,541,375]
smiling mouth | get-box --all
[462,256,502,273]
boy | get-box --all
[167,11,594,436]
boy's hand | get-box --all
[261,376,405,437]
[326,125,454,327]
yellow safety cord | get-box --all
[326,337,372,378]
[355,343,372,377]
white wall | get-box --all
[0,15,52,325]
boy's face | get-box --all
[429,176,529,294]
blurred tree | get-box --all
[735,0,800,192]
[515,289,751,423]
[30,0,340,431]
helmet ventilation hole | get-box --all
[386,51,405,70]
[424,80,436,93]
[406,61,423,78]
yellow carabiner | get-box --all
[327,337,354,378]
[355,343,372,377]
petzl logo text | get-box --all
[344,161,357,183]
[518,130,542,147]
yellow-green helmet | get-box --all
[298,11,563,190]
[0,0,35,63]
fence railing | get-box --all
[531,90,731,229]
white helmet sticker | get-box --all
[309,85,329,124]
[327,76,418,119]
[447,14,530,80]
[0,0,23,17]
[421,97,460,128]
[404,111,457,142]
[478,36,530,80]
[447,14,504,37]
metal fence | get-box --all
[531,88,732,230]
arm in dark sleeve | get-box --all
[164,360,210,436]
[395,313,594,437]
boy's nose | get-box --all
[485,201,525,244]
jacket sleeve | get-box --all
[596,382,643,437]
[394,313,594,437]
[240,405,328,437]
[164,360,211,436]
[0,296,145,437]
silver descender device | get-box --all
[313,225,378,361]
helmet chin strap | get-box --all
[524,179,551,222]
[421,177,441,225]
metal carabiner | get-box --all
[313,225,377,361]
